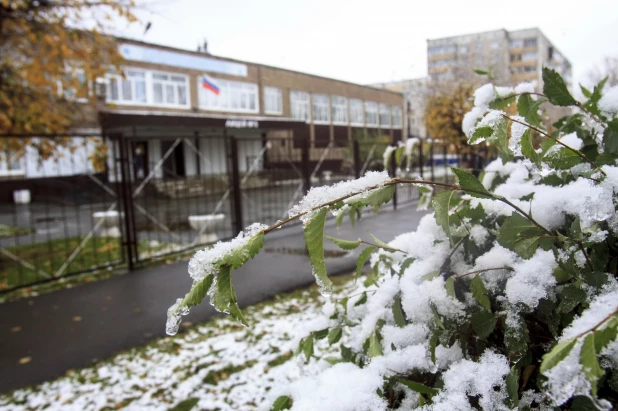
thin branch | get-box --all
[575,101,607,127]
[453,266,514,279]
[503,114,606,176]
[440,236,467,273]
[572,307,618,340]
[359,240,408,255]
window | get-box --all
[428,44,456,55]
[152,72,188,106]
[60,69,90,101]
[493,54,500,63]
[459,45,468,54]
[510,39,523,49]
[365,102,378,126]
[312,94,330,123]
[523,38,537,48]
[264,86,282,114]
[290,90,310,121]
[107,69,147,104]
[349,99,363,125]
[524,65,536,73]
[476,43,483,51]
[511,53,522,62]
[199,78,258,113]
[331,96,347,124]
[392,106,402,128]
[0,149,23,176]
[491,41,500,49]
[522,51,537,61]
[379,104,390,127]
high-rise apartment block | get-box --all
[427,28,572,87]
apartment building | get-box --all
[92,38,404,178]
[372,78,427,139]
[427,27,572,86]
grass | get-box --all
[0,224,33,239]
[0,236,178,294]
[0,274,358,411]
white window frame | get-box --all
[312,94,330,124]
[365,102,378,126]
[290,90,310,122]
[349,99,364,126]
[379,103,391,128]
[331,96,348,125]
[0,149,25,177]
[198,77,259,114]
[151,71,190,108]
[392,106,402,129]
[105,67,148,106]
[264,86,282,115]
[59,68,91,103]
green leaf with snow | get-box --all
[506,367,520,408]
[354,292,368,306]
[452,167,492,199]
[395,146,405,167]
[396,378,439,397]
[580,333,604,396]
[445,276,456,299]
[356,246,376,280]
[431,304,446,330]
[325,236,360,250]
[491,119,514,163]
[169,398,200,411]
[211,265,247,326]
[304,207,333,294]
[521,129,541,166]
[471,310,497,339]
[301,335,314,363]
[543,67,577,106]
[594,316,618,354]
[220,232,265,269]
[346,185,395,208]
[328,327,343,345]
[470,275,491,311]
[497,213,545,259]
[178,274,214,312]
[603,119,618,155]
[543,146,582,170]
[490,94,516,110]
[270,396,292,411]
[392,294,407,327]
[369,232,396,252]
[540,339,577,374]
[432,190,454,241]
[398,257,415,276]
[504,314,530,360]
[469,126,493,144]
[557,284,586,314]
[367,328,383,358]
[517,94,545,127]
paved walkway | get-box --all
[0,203,427,394]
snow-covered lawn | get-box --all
[0,276,357,411]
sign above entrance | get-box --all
[225,119,259,128]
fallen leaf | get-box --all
[182,321,192,327]
[18,357,31,365]
[11,326,21,333]
[72,316,82,322]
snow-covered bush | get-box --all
[167,68,618,410]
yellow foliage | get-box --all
[0,0,137,168]
[424,84,474,146]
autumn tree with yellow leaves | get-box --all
[424,83,475,146]
[0,0,138,166]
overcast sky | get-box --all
[117,0,618,87]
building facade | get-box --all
[427,27,572,86]
[372,78,428,139]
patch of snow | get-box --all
[462,106,486,137]
[559,132,583,150]
[599,85,618,116]
[515,82,537,94]
[474,84,498,108]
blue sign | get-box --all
[119,43,248,77]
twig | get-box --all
[572,307,618,340]
[503,114,606,176]
[453,266,514,279]
[439,236,467,273]
[359,240,408,255]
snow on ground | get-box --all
[0,277,359,411]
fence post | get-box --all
[390,141,398,210]
[301,138,311,194]
[229,135,244,234]
[353,139,361,179]
[443,143,449,184]
[418,138,424,179]
[430,140,435,182]
[117,135,136,270]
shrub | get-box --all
[168,68,618,410]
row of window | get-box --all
[509,38,537,49]
[510,51,537,62]
[428,59,456,69]
[106,68,401,127]
[428,45,456,56]
[290,91,401,127]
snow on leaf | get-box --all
[471,310,497,339]
[543,67,577,106]
[540,339,577,374]
[579,333,604,396]
[269,396,292,411]
[452,167,492,198]
[432,190,454,241]
[303,207,333,296]
[356,246,376,280]
[497,213,545,260]
[470,275,491,311]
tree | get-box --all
[424,83,474,145]
[0,0,138,161]
[166,68,618,409]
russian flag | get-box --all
[202,74,220,95]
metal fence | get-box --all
[0,133,458,293]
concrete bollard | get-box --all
[188,214,225,244]
[93,211,121,238]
